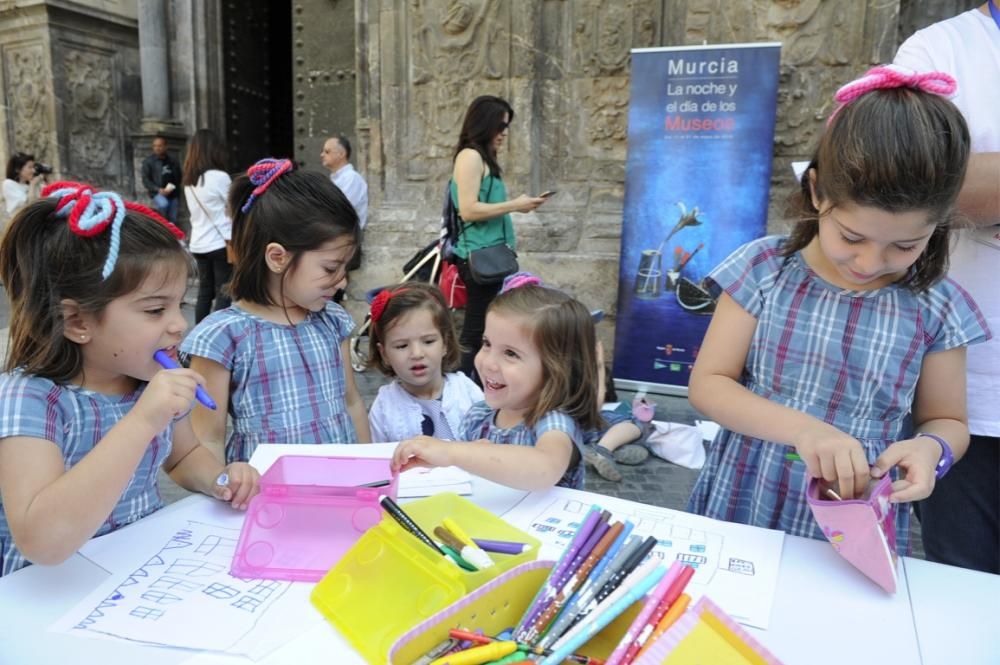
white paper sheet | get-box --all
[247,443,398,472]
[498,487,784,629]
[398,466,472,497]
[58,511,320,659]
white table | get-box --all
[1,443,997,664]
[903,557,1000,665]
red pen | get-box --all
[619,564,695,664]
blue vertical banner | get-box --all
[613,43,781,393]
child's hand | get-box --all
[212,462,260,510]
[792,423,870,500]
[133,369,206,433]
[391,436,454,473]
[871,436,941,503]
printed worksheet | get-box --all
[500,487,784,629]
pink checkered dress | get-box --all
[687,236,991,551]
[181,302,358,462]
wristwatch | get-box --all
[916,433,954,479]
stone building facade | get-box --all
[0,0,981,336]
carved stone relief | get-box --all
[2,43,51,158]
[352,0,973,318]
[62,47,117,171]
[405,0,507,172]
[572,1,657,77]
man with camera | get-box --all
[141,135,182,223]
[2,152,50,225]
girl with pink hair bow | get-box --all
[686,66,991,553]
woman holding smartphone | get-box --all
[451,95,549,382]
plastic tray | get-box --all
[311,492,540,664]
[230,455,398,582]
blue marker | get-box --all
[152,350,218,410]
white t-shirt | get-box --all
[895,7,1000,436]
[2,178,28,216]
[184,169,232,254]
[330,163,368,229]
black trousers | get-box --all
[914,434,1000,574]
[193,247,233,323]
[455,257,501,385]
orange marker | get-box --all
[635,593,691,659]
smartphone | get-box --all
[539,190,557,198]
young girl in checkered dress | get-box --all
[181,159,369,463]
[687,66,991,552]
[0,184,258,577]
[391,275,602,490]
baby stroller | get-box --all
[349,181,467,372]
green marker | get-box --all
[440,544,478,572]
[785,452,802,462]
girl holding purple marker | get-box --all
[0,183,260,577]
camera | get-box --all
[33,162,53,176]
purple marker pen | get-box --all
[472,538,532,555]
[153,350,218,410]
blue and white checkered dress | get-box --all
[180,301,358,463]
[459,402,586,488]
[0,372,172,576]
[687,237,991,552]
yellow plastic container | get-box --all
[388,559,643,665]
[310,492,541,664]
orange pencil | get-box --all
[634,593,691,660]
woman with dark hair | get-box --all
[182,129,233,322]
[451,95,548,381]
[2,152,44,223]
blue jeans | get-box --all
[153,193,178,223]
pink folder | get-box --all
[806,474,898,593]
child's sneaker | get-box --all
[613,444,650,465]
[583,445,623,482]
[632,395,656,423]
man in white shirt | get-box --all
[321,134,368,229]
[894,1,1000,574]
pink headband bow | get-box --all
[827,65,957,126]
[241,158,294,213]
[500,271,542,294]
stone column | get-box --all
[137,0,171,119]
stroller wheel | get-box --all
[350,335,368,373]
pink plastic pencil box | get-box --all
[806,474,898,593]
[230,455,398,582]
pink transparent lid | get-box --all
[231,456,399,581]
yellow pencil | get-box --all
[442,517,475,547]
[429,640,518,665]
[635,593,692,659]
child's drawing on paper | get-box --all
[64,521,293,654]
